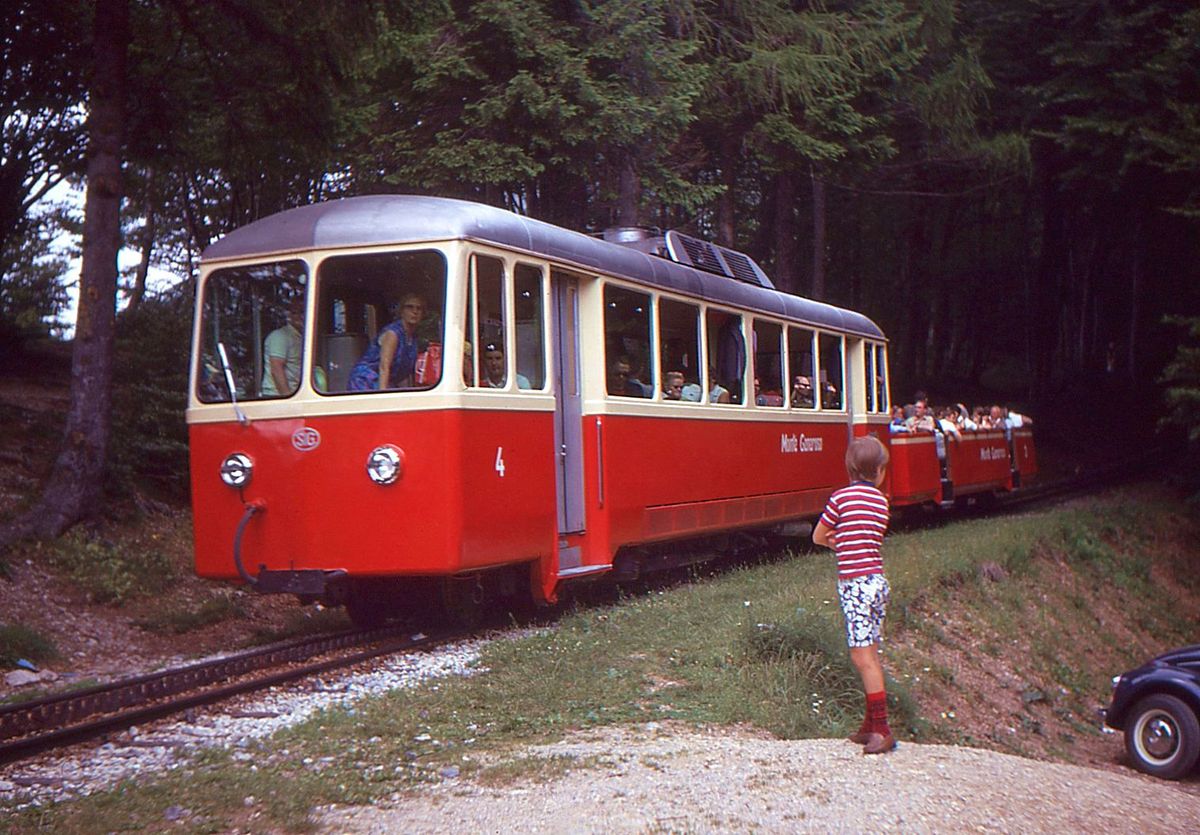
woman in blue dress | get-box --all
[348,293,427,390]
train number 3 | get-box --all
[495,447,506,478]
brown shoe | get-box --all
[848,731,871,744]
[862,732,896,754]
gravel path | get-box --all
[319,724,1200,834]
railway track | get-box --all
[0,625,452,765]
[0,456,1162,768]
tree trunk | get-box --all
[1127,214,1142,387]
[810,168,827,301]
[716,134,738,247]
[1032,146,1066,398]
[615,154,640,226]
[126,207,155,313]
[903,200,928,384]
[772,171,799,295]
[0,0,128,550]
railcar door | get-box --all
[552,270,586,533]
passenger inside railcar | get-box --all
[260,296,305,397]
[906,398,936,432]
[889,406,909,433]
[462,341,475,386]
[663,370,685,400]
[608,355,650,397]
[482,342,531,389]
[993,405,1033,428]
[791,375,814,408]
[937,407,962,440]
[347,292,429,391]
[955,403,978,431]
[754,377,784,406]
[821,379,840,409]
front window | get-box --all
[196,260,308,403]
[314,250,447,393]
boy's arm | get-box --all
[812,520,835,549]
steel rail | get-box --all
[0,626,446,764]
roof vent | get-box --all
[664,231,775,289]
[603,226,667,256]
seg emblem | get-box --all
[292,427,321,452]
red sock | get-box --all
[866,690,891,737]
[856,707,871,737]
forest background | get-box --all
[1,0,1199,543]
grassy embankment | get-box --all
[6,483,1198,832]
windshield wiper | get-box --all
[217,341,250,426]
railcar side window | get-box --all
[788,327,815,409]
[314,250,447,393]
[818,333,844,410]
[514,264,545,390]
[196,260,308,403]
[864,343,876,413]
[658,298,700,402]
[706,309,745,404]
[753,319,784,407]
[874,344,889,412]
[604,285,653,397]
[470,255,508,389]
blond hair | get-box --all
[845,435,889,482]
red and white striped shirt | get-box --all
[819,482,890,579]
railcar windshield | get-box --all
[313,250,447,394]
[196,260,308,403]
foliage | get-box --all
[1159,315,1200,500]
[108,289,193,500]
[352,0,711,227]
[133,595,246,635]
[2,0,1198,535]
[0,0,87,286]
[0,622,59,668]
[48,529,177,605]
[0,203,75,352]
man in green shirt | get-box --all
[261,297,304,396]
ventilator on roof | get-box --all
[664,231,775,289]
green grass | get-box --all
[6,483,1196,833]
[243,606,354,646]
[133,595,247,635]
[0,622,58,668]
[46,529,177,605]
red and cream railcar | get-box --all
[889,427,1037,507]
[187,195,1020,624]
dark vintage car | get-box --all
[1104,645,1200,779]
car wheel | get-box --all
[1124,693,1200,780]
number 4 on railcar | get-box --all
[187,195,1033,626]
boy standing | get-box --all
[812,435,896,754]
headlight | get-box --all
[219,453,253,488]
[366,445,404,485]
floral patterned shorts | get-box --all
[837,573,890,648]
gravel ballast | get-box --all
[0,634,498,810]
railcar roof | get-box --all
[202,195,885,339]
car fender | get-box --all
[1107,669,1200,731]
